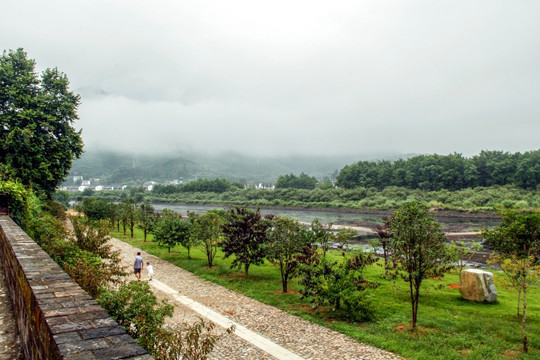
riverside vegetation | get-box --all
[78,198,540,360]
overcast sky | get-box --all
[2,0,539,157]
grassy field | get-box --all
[110,227,540,360]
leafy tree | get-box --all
[275,172,318,190]
[333,227,356,254]
[0,49,83,197]
[374,220,392,277]
[191,212,223,267]
[122,199,137,238]
[53,190,70,209]
[310,218,333,257]
[78,197,110,221]
[137,201,155,241]
[447,240,482,276]
[266,216,309,293]
[153,209,191,253]
[389,202,449,329]
[482,209,540,353]
[97,281,174,347]
[299,250,378,321]
[149,318,234,360]
[221,207,270,278]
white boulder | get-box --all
[459,269,497,303]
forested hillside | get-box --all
[66,150,386,185]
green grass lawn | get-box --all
[111,228,540,360]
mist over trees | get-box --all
[337,150,540,191]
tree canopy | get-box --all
[0,48,83,196]
[275,172,318,190]
[337,150,540,191]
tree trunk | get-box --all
[281,263,288,293]
[517,290,521,316]
[143,229,147,242]
[522,280,528,353]
[409,274,416,328]
[244,263,250,278]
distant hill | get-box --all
[65,150,401,186]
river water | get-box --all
[151,203,499,231]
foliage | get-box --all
[266,216,310,292]
[373,220,392,277]
[389,202,449,328]
[64,217,126,296]
[153,209,191,253]
[0,180,33,226]
[77,197,111,221]
[0,48,83,197]
[97,281,174,347]
[191,212,223,267]
[337,150,540,191]
[446,240,482,276]
[309,218,333,257]
[149,318,234,360]
[275,172,318,190]
[482,209,540,353]
[489,255,540,318]
[153,178,233,194]
[120,199,137,237]
[137,201,155,241]
[299,250,378,322]
[221,206,270,278]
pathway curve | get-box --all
[109,237,403,360]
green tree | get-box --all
[299,250,378,321]
[374,220,392,277]
[154,209,191,254]
[0,49,83,197]
[482,209,540,353]
[310,218,333,257]
[266,216,309,293]
[389,202,449,329]
[137,201,155,242]
[97,281,174,347]
[191,212,223,267]
[275,172,318,190]
[221,207,270,278]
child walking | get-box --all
[146,261,154,281]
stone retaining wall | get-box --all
[0,216,152,360]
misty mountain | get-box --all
[66,150,402,185]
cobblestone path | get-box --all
[110,238,403,360]
[0,260,22,360]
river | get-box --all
[151,203,499,231]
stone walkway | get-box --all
[0,260,22,360]
[110,238,403,360]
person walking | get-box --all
[134,252,144,281]
[146,261,154,281]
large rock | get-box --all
[459,269,497,303]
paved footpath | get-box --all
[110,237,403,360]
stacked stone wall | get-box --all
[0,215,152,360]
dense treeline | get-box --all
[141,185,538,211]
[337,150,540,191]
[152,178,243,194]
[275,172,318,189]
